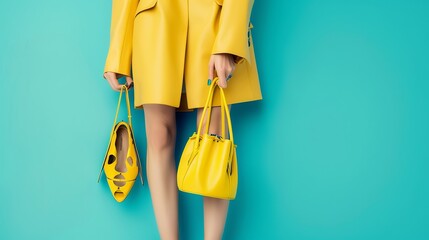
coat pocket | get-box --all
[214,0,223,6]
[135,0,158,17]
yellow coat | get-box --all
[103,0,262,111]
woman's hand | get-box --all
[208,53,236,88]
[103,71,134,92]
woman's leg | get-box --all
[196,105,232,240]
[144,104,178,240]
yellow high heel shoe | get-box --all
[98,85,144,202]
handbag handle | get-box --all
[203,79,225,138]
[218,86,236,175]
[195,78,234,144]
[219,83,234,144]
[113,85,133,128]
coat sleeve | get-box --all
[103,0,139,77]
[211,0,254,65]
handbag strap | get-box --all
[196,77,219,137]
[219,86,236,175]
[218,84,234,144]
[198,78,217,136]
[204,79,228,140]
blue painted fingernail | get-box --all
[207,79,212,85]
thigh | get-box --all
[196,105,232,138]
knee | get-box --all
[146,123,175,151]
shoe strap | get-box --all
[106,177,137,182]
[114,85,133,127]
[98,85,145,185]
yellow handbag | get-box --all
[177,78,238,200]
[98,85,144,202]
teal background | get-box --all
[1,0,428,239]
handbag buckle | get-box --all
[210,133,224,142]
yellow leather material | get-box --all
[135,0,157,17]
[177,78,238,200]
[211,0,254,64]
[98,85,144,202]
[104,0,139,77]
[103,0,262,111]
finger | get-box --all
[105,75,117,91]
[216,68,228,88]
[105,73,121,92]
[125,76,134,89]
[113,74,125,91]
[127,82,134,89]
[208,58,215,85]
[226,72,233,82]
[111,82,122,91]
[226,60,235,83]
[110,78,122,92]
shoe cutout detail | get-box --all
[100,122,141,202]
[113,173,126,187]
[108,155,116,164]
[114,191,126,202]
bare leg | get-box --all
[196,105,232,240]
[144,104,178,240]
